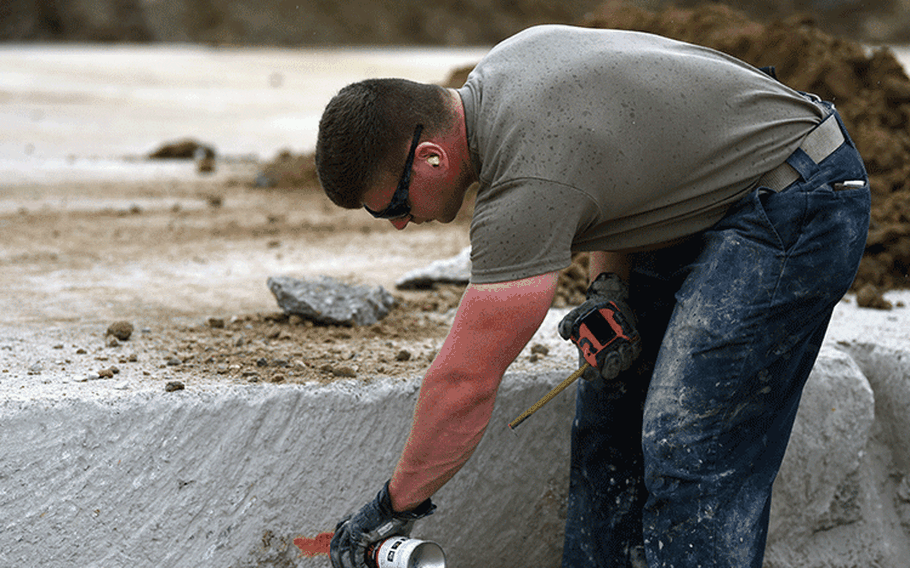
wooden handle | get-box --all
[508,363,591,430]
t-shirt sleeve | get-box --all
[468,178,595,284]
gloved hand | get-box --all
[558,272,641,386]
[330,481,436,568]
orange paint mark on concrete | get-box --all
[294,532,333,557]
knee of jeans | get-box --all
[641,407,717,495]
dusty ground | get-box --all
[0,165,481,385]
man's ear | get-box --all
[415,142,447,170]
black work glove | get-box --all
[558,272,642,387]
[330,481,436,568]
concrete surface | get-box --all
[2,296,909,567]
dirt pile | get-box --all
[0,0,604,46]
[579,2,910,298]
[254,150,320,189]
[5,0,909,45]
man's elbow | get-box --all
[430,364,501,413]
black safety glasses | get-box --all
[364,124,424,219]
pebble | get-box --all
[332,366,357,378]
[530,344,550,356]
[165,381,185,392]
[321,364,356,378]
[106,321,134,341]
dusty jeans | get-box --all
[561,106,871,568]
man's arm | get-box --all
[588,251,630,282]
[388,270,559,511]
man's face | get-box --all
[362,168,460,230]
[361,144,465,230]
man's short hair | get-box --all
[316,78,450,209]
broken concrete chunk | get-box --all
[395,246,471,289]
[267,275,396,326]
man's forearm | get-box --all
[386,271,558,513]
[588,251,630,282]
[388,364,500,511]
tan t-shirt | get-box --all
[458,25,829,284]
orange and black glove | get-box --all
[558,272,642,386]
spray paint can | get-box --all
[367,536,446,568]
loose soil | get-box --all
[1,168,473,385]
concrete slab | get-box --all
[3,295,910,567]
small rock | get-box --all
[149,139,215,160]
[165,381,185,392]
[396,247,472,289]
[256,357,269,367]
[395,350,412,362]
[530,344,550,356]
[97,368,115,379]
[166,356,182,366]
[207,317,225,329]
[267,275,396,326]
[898,476,910,502]
[197,156,215,174]
[106,321,134,341]
[855,284,893,310]
[332,366,357,378]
